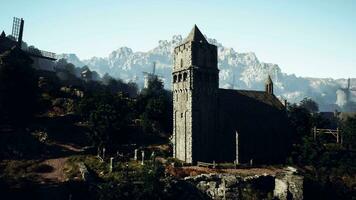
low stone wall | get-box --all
[184,167,303,200]
[274,167,303,200]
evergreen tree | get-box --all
[0,47,38,126]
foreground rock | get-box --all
[184,167,303,200]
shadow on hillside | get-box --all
[0,114,92,160]
[0,179,94,200]
[33,114,91,148]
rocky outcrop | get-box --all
[184,167,303,200]
[274,167,303,200]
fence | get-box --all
[313,127,342,144]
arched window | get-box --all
[183,72,188,81]
[178,74,182,82]
[173,75,177,83]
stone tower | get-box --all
[265,75,274,94]
[172,25,219,163]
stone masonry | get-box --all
[172,25,289,164]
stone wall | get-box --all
[173,41,194,163]
[274,167,303,200]
[173,39,219,163]
[184,167,303,200]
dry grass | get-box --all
[0,160,42,186]
[166,165,284,178]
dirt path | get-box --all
[54,142,84,152]
[39,157,68,183]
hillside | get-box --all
[57,35,356,111]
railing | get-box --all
[312,127,342,144]
[26,47,56,60]
[197,161,216,168]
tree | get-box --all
[341,116,356,149]
[54,58,75,75]
[300,97,319,113]
[0,47,38,126]
[137,77,172,136]
[287,103,312,144]
[102,73,113,85]
[89,104,119,148]
[78,92,132,148]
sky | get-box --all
[0,0,355,79]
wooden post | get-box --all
[336,128,339,143]
[313,126,317,141]
[134,149,138,161]
[236,131,239,165]
[213,160,216,169]
[109,157,113,173]
[141,150,145,165]
[102,148,106,160]
[151,151,155,160]
[125,163,129,181]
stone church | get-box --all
[172,25,291,164]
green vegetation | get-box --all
[287,98,356,199]
[299,97,319,113]
[341,116,356,149]
[78,92,132,148]
[0,160,44,187]
[1,47,355,199]
[76,76,172,150]
[65,155,169,200]
[136,77,172,136]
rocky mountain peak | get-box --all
[57,35,355,111]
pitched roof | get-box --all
[219,88,285,110]
[0,46,33,64]
[183,25,208,43]
[0,31,5,38]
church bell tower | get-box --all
[265,75,274,95]
[172,25,219,163]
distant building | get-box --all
[143,73,157,89]
[172,26,290,164]
[81,69,93,82]
[143,62,164,89]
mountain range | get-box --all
[57,35,355,112]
